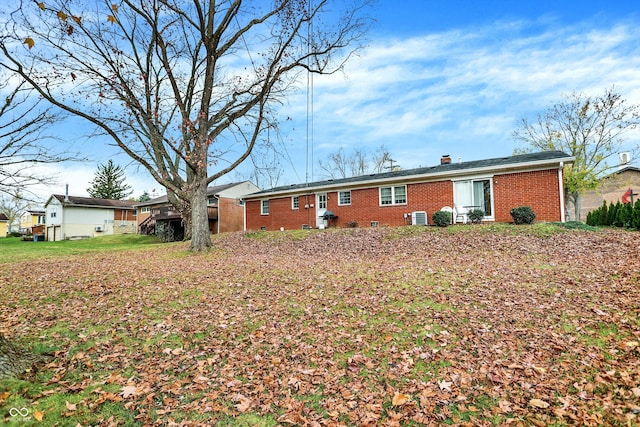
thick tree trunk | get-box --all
[188,177,212,251]
[0,334,46,380]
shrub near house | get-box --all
[244,151,574,231]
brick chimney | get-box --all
[440,155,451,165]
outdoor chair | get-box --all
[454,205,469,224]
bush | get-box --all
[432,210,452,227]
[510,206,536,224]
[467,208,485,224]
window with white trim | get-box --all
[292,196,299,209]
[379,185,407,205]
[141,207,150,214]
[338,191,351,206]
[453,178,493,217]
[261,199,269,215]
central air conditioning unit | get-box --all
[619,152,631,165]
[411,211,427,226]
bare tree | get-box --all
[0,193,31,233]
[318,145,393,178]
[0,76,74,199]
[1,0,371,251]
[513,87,640,221]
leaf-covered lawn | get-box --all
[1,226,639,426]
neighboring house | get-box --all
[19,209,46,236]
[44,194,137,241]
[581,165,640,219]
[244,151,574,231]
[136,181,260,241]
[0,213,7,237]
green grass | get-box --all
[0,234,162,263]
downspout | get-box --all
[216,196,220,234]
[558,161,566,223]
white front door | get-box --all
[316,193,327,228]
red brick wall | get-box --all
[245,168,564,231]
[246,181,454,231]
[492,169,562,222]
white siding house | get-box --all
[44,194,137,241]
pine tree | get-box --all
[87,160,133,200]
[633,199,640,230]
[599,200,608,226]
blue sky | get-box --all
[28,0,640,200]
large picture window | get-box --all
[380,185,407,205]
[454,178,493,217]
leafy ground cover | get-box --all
[0,225,639,426]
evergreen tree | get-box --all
[632,200,640,230]
[599,200,608,226]
[607,202,618,226]
[87,160,132,200]
[138,191,151,202]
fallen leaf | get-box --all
[120,385,138,399]
[438,379,453,392]
[65,400,77,411]
[532,365,547,374]
[391,392,409,406]
[33,410,44,421]
[529,398,550,409]
[498,400,512,413]
[235,395,251,412]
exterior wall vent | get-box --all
[95,226,104,232]
[411,211,427,226]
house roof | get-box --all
[0,213,8,221]
[46,194,137,209]
[134,182,249,207]
[245,150,574,198]
[603,166,640,177]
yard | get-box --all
[0,225,639,426]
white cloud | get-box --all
[283,17,640,178]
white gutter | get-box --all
[558,161,566,222]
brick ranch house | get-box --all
[136,181,259,241]
[244,151,574,231]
